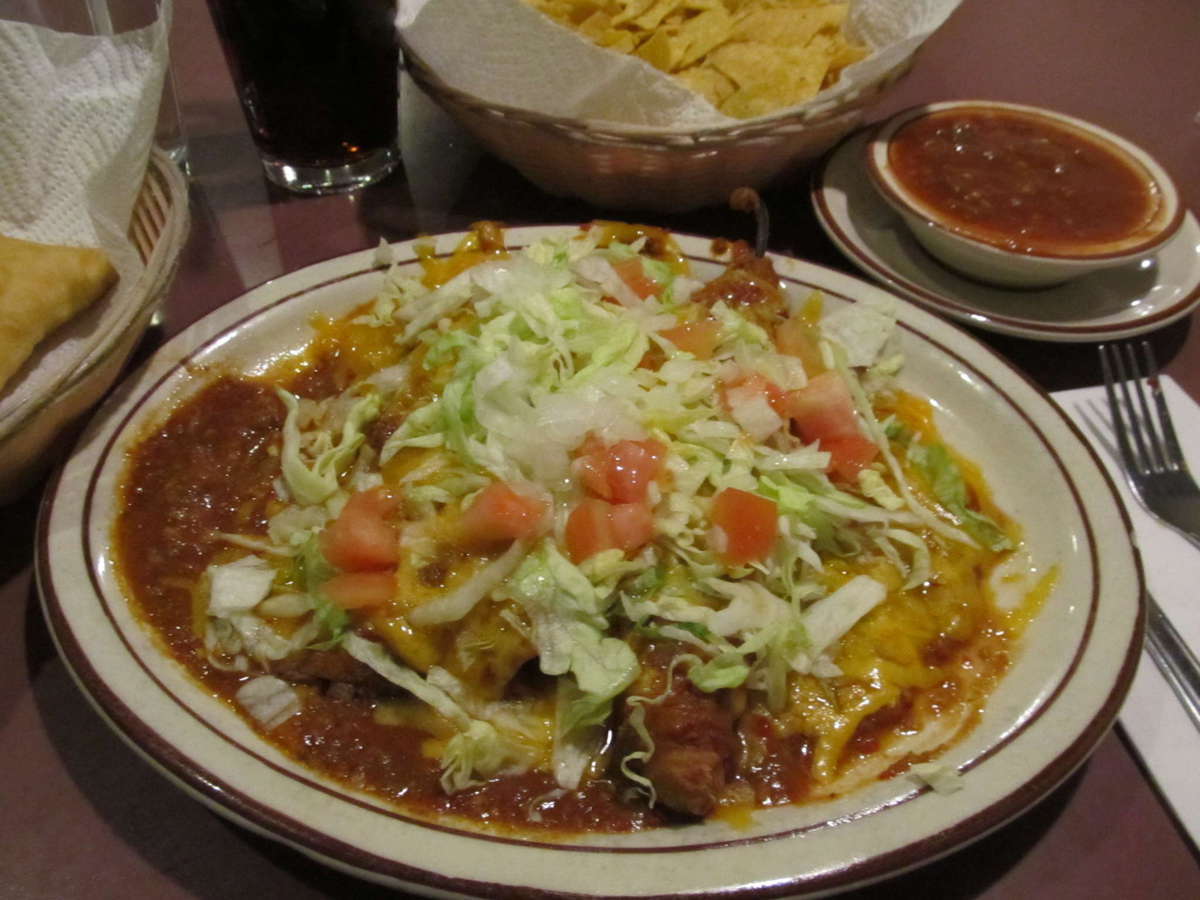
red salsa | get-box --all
[888,108,1158,256]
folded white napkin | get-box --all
[1053,377,1200,849]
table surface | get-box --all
[3,0,1200,896]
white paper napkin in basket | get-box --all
[397,0,961,130]
[0,1,169,426]
[1053,378,1200,849]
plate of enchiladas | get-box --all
[37,223,1143,897]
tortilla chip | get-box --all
[673,64,738,107]
[674,7,732,69]
[525,0,869,118]
[630,0,681,31]
[605,31,640,52]
[0,235,118,393]
[826,36,870,74]
[533,0,608,27]
[578,11,618,41]
[609,0,661,27]
[729,5,846,47]
[711,40,833,117]
[635,27,688,71]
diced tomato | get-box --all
[323,570,396,610]
[660,319,721,359]
[710,488,778,566]
[822,434,881,482]
[564,497,656,563]
[320,487,400,572]
[607,440,667,503]
[781,372,858,436]
[721,371,789,418]
[608,501,656,553]
[782,371,878,481]
[565,498,616,564]
[611,256,660,299]
[574,435,666,503]
[574,433,610,498]
[774,315,825,376]
[460,481,547,544]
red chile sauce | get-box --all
[887,108,1157,256]
[111,369,847,834]
[114,365,994,836]
[116,371,672,835]
[113,263,999,836]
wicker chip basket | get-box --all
[0,148,189,501]
[401,39,915,213]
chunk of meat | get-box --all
[268,648,399,699]
[691,240,787,330]
[364,406,406,452]
[619,642,738,818]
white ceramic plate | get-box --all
[812,129,1200,342]
[37,227,1143,898]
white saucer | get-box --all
[812,130,1200,342]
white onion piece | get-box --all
[207,556,275,616]
[725,382,783,441]
[235,676,300,729]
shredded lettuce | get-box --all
[277,388,381,505]
[440,720,527,794]
[501,539,639,778]
[503,541,638,692]
[198,229,1020,802]
[795,575,887,667]
[687,652,751,692]
[857,468,904,511]
[409,539,530,626]
[293,534,350,645]
[909,443,1013,551]
[820,296,897,368]
[343,633,529,791]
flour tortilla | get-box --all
[0,234,118,393]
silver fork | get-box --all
[1101,341,1200,550]
[1099,340,1200,731]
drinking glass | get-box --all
[205,0,399,194]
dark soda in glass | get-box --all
[206,0,399,192]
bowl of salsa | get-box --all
[864,100,1183,288]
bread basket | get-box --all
[400,37,916,213]
[0,148,189,502]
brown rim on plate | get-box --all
[36,229,1144,897]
